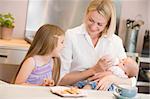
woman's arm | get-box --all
[96,75,134,90]
[59,57,113,86]
[60,29,113,86]
[59,68,95,86]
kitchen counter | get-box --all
[137,57,150,94]
[0,39,30,50]
[0,39,30,82]
[0,82,149,99]
[0,39,30,65]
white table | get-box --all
[0,82,149,99]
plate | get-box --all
[50,86,87,97]
[113,90,139,99]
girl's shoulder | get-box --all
[25,57,34,63]
[21,57,35,71]
[23,57,35,67]
[32,55,53,67]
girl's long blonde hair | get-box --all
[14,24,64,84]
[86,0,116,36]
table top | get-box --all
[0,81,149,99]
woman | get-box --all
[59,0,136,90]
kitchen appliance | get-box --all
[142,30,149,57]
[125,19,144,52]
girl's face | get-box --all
[52,35,64,57]
[85,11,107,37]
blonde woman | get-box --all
[15,24,64,86]
[59,0,136,90]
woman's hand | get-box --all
[42,78,55,86]
[92,55,113,73]
[96,75,133,91]
[96,75,119,91]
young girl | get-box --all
[15,24,64,86]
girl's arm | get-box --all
[15,57,35,85]
[17,79,55,86]
[15,57,55,86]
[18,82,41,86]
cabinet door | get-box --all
[0,49,27,65]
[0,49,8,64]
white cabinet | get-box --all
[0,39,30,65]
[0,49,28,65]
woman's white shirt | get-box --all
[60,24,136,86]
[60,24,126,76]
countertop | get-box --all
[0,80,149,99]
[0,39,30,50]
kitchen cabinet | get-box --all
[126,52,150,94]
[137,57,150,94]
[0,39,30,65]
[0,39,30,83]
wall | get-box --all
[0,0,28,39]
[148,0,150,29]
[118,0,148,53]
[0,0,28,82]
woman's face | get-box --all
[85,11,107,37]
[52,35,64,57]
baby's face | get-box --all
[119,58,138,76]
[118,59,130,76]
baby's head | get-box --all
[119,57,139,78]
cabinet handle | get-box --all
[0,55,7,58]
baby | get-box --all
[76,57,139,90]
[108,57,139,78]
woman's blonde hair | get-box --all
[86,0,116,36]
[14,24,64,84]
